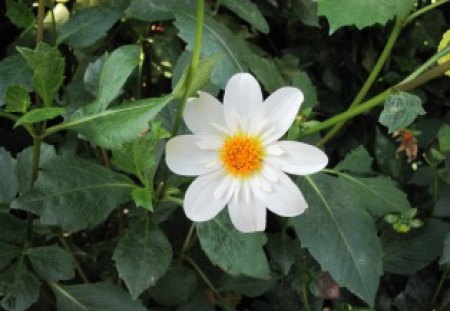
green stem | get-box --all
[171,0,204,136]
[301,60,450,138]
[26,137,42,243]
[316,17,404,147]
[36,0,46,45]
[179,224,196,263]
[58,235,90,283]
[301,284,312,311]
[432,266,449,309]
[405,0,450,25]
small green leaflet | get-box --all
[379,92,426,133]
[0,54,33,107]
[5,85,31,113]
[335,145,374,174]
[5,0,35,29]
[14,107,65,127]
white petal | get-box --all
[259,87,303,143]
[184,91,226,135]
[184,170,228,222]
[267,141,328,175]
[165,135,220,176]
[257,169,307,217]
[228,182,266,232]
[223,73,263,132]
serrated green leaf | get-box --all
[148,266,199,307]
[5,0,35,29]
[383,219,447,274]
[11,155,134,232]
[26,246,74,281]
[57,6,121,48]
[335,145,374,174]
[0,55,33,107]
[49,282,147,311]
[0,242,21,271]
[131,187,153,210]
[317,0,415,33]
[220,0,269,33]
[113,218,172,299]
[0,148,18,204]
[5,85,31,113]
[245,54,286,93]
[379,92,426,133]
[17,43,64,107]
[292,173,382,306]
[174,10,249,88]
[65,95,172,148]
[14,107,65,127]
[196,211,270,279]
[125,0,178,22]
[0,261,41,311]
[84,45,140,113]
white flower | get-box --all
[165,73,328,232]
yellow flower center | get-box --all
[220,134,264,177]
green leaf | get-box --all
[196,211,270,279]
[379,92,426,133]
[245,54,286,93]
[317,0,415,33]
[174,10,250,88]
[220,0,269,33]
[292,0,319,27]
[14,107,65,127]
[292,173,382,306]
[382,219,447,274]
[11,155,133,232]
[50,282,147,311]
[65,95,173,148]
[173,56,219,99]
[217,275,277,298]
[25,246,74,281]
[148,266,199,307]
[17,43,65,107]
[0,148,18,204]
[333,171,410,216]
[5,0,35,29]
[0,242,21,271]
[266,233,298,275]
[85,45,140,113]
[0,213,27,244]
[0,261,41,311]
[83,55,106,97]
[16,143,56,194]
[57,6,121,48]
[5,85,31,113]
[131,187,153,211]
[113,219,172,299]
[440,232,450,265]
[290,71,319,110]
[335,145,374,174]
[438,124,450,154]
[0,54,33,107]
[434,190,450,217]
[125,0,178,22]
[375,128,403,180]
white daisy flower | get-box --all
[166,73,328,233]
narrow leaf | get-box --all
[14,107,64,127]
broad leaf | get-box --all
[5,0,35,29]
[5,85,31,113]
[131,187,153,210]
[290,71,318,110]
[0,54,33,107]
[0,242,21,271]
[335,145,373,174]
[0,148,18,204]
[379,92,426,133]
[220,0,269,33]
[383,219,447,275]
[26,246,75,281]
[125,0,178,22]
[175,10,250,88]
[50,282,147,311]
[0,261,41,311]
[12,155,134,232]
[17,43,65,107]
[196,211,270,279]
[317,0,415,33]
[292,173,382,306]
[57,6,121,48]
[245,54,285,93]
[83,55,106,97]
[113,218,172,299]
[266,233,298,275]
[14,107,64,127]
[64,95,173,148]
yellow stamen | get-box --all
[220,134,264,177]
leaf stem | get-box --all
[58,235,90,283]
[171,0,204,136]
[432,266,449,309]
[179,224,196,263]
[301,284,312,311]
[36,0,46,45]
[316,17,404,147]
[405,0,450,25]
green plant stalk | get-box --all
[301,284,312,311]
[301,60,450,137]
[171,0,204,136]
[405,0,450,25]
[58,235,90,283]
[316,17,404,147]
